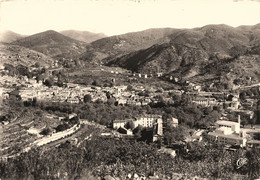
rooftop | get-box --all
[217,126,231,131]
[216,120,239,126]
[247,140,260,144]
[208,132,244,140]
[113,119,133,123]
[171,117,178,124]
[135,114,162,119]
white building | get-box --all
[113,119,130,129]
[113,115,163,130]
[208,115,247,147]
[168,117,178,127]
[192,97,218,106]
[134,115,162,128]
[215,120,240,134]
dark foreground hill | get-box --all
[60,30,106,43]
[12,30,87,59]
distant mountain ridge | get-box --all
[60,30,106,43]
[12,30,87,58]
[83,24,260,63]
[81,23,260,86]
[0,30,27,43]
[5,24,260,86]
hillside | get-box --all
[82,23,260,61]
[80,28,180,62]
[81,25,255,62]
[0,31,27,43]
[86,24,259,85]
[6,24,260,86]
[0,43,52,68]
[237,23,260,46]
[12,30,87,59]
[106,43,208,74]
[60,30,106,43]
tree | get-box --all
[32,97,37,106]
[251,113,257,126]
[198,110,221,128]
[44,79,54,87]
[127,85,133,91]
[83,94,92,103]
[133,125,142,139]
[92,80,99,86]
[56,123,70,132]
[245,148,260,179]
[164,126,189,145]
[180,94,192,106]
[57,80,63,87]
[256,100,260,124]
[172,95,181,105]
[36,74,45,82]
[107,98,116,106]
[69,116,79,125]
[40,128,52,135]
[124,120,135,130]
[225,81,233,90]
[35,62,40,68]
[138,90,150,97]
[57,75,64,87]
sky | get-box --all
[1,0,260,36]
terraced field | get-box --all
[0,107,60,157]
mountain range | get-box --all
[84,24,260,64]
[2,24,260,87]
[1,30,107,60]
[87,24,260,86]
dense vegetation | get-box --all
[0,136,259,179]
[33,94,221,129]
[1,88,259,180]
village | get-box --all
[1,64,260,156]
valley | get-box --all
[0,23,260,180]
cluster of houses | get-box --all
[187,91,242,110]
[110,112,259,148]
[8,84,107,104]
[1,71,257,126]
[191,96,240,109]
[1,72,184,106]
[111,112,260,148]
